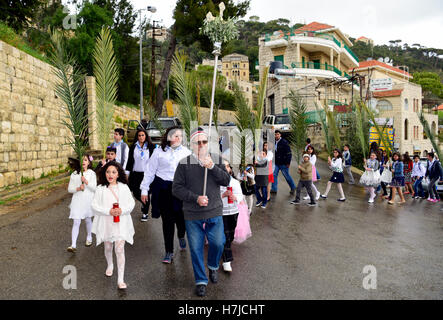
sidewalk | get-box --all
[0,172,70,204]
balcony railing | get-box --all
[291,62,343,77]
[343,44,359,62]
[264,30,341,48]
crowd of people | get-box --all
[65,126,443,296]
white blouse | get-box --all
[330,157,343,173]
[91,182,135,245]
[132,142,154,173]
[309,154,317,166]
[140,145,191,195]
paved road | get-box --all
[1,160,442,300]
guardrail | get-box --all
[343,44,359,62]
[290,62,343,77]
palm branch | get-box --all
[93,27,119,158]
[144,100,165,136]
[48,30,90,176]
[354,102,368,159]
[360,101,393,157]
[288,90,308,163]
[418,111,442,160]
[171,51,198,138]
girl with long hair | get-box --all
[320,148,346,201]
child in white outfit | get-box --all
[67,155,97,252]
[92,161,135,290]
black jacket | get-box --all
[274,138,292,166]
[426,160,443,180]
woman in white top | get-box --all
[91,161,135,290]
[263,142,274,201]
[140,126,191,264]
[67,155,97,253]
[303,145,321,200]
[126,128,156,222]
[320,148,346,201]
[220,159,244,272]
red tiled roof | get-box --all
[294,22,334,34]
[432,104,443,111]
[353,60,411,77]
[357,36,368,40]
[373,89,403,98]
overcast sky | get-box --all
[130,0,443,49]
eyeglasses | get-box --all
[192,140,208,146]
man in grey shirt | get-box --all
[172,127,231,297]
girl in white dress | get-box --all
[91,161,135,290]
[320,148,346,201]
[67,155,97,252]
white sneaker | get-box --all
[303,195,310,200]
[316,192,321,200]
[368,199,374,203]
[222,262,232,272]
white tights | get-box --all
[104,240,126,284]
[366,187,376,200]
[71,218,92,248]
[324,181,345,199]
[245,195,254,213]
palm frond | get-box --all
[253,66,269,132]
[418,111,442,160]
[144,101,165,136]
[48,30,90,175]
[360,102,393,158]
[93,27,119,158]
[171,51,198,138]
[288,91,308,163]
[354,102,368,159]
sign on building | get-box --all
[370,78,393,92]
[369,126,394,150]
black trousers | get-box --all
[295,180,314,202]
[222,213,239,263]
[128,171,150,214]
[152,176,186,253]
[381,182,388,196]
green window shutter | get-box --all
[274,55,284,65]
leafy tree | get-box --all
[411,71,443,99]
[154,0,250,114]
[0,0,42,32]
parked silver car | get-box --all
[420,158,443,196]
[262,114,292,139]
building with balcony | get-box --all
[258,22,360,115]
[354,60,438,155]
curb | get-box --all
[0,172,70,202]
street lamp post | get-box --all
[139,5,157,122]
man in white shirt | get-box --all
[111,128,130,175]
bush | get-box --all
[21,176,33,185]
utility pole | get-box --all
[150,20,162,107]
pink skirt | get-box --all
[312,165,317,182]
[268,160,274,183]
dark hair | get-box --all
[428,152,435,158]
[307,145,315,154]
[68,154,93,174]
[274,130,282,135]
[306,138,311,143]
[332,148,342,159]
[161,126,182,151]
[131,128,153,148]
[106,146,117,154]
[114,128,125,137]
[392,152,401,161]
[223,159,235,178]
[413,155,420,159]
[344,144,350,149]
[403,153,411,164]
[370,142,381,161]
[98,161,128,186]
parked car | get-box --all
[262,114,292,139]
[420,158,443,196]
[126,117,181,145]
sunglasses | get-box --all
[192,140,208,146]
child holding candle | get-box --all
[91,161,135,290]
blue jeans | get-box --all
[185,216,226,286]
[271,164,296,192]
[413,177,424,198]
[255,185,267,206]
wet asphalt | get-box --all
[0,160,442,300]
